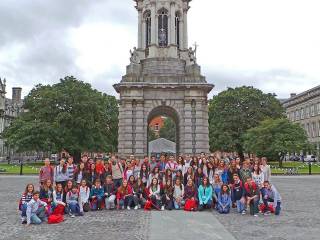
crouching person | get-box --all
[217,184,231,214]
[26,191,48,226]
[52,183,66,215]
[198,177,213,211]
[104,175,116,210]
[66,185,83,217]
[90,179,105,210]
[261,181,282,215]
[116,180,135,210]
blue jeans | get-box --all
[119,195,134,208]
[217,204,230,214]
[236,200,245,213]
[20,203,28,217]
[68,202,80,214]
[91,196,104,210]
[174,199,185,209]
[30,207,46,224]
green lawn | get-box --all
[270,161,320,174]
[0,163,40,174]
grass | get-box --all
[0,163,40,174]
[269,161,320,174]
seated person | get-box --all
[198,177,213,211]
[26,191,48,225]
[66,185,83,217]
[90,179,105,210]
[217,184,231,214]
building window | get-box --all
[158,8,168,47]
[318,103,320,115]
[311,104,315,117]
[306,106,310,118]
[307,123,310,137]
[144,11,151,48]
[295,110,300,121]
[312,122,316,138]
[301,108,305,119]
[175,12,181,48]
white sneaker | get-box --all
[161,206,165,211]
[241,210,246,215]
[254,214,258,217]
[138,204,141,209]
[134,206,138,210]
[71,214,75,218]
[127,206,131,210]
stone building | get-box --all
[0,77,23,160]
[114,0,214,158]
[282,86,320,156]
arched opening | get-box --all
[158,8,168,47]
[147,106,179,158]
[144,10,151,48]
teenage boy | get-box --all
[244,177,259,217]
[261,181,282,215]
[26,191,48,225]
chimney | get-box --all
[290,93,297,98]
[12,87,22,104]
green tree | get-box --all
[159,117,176,142]
[243,118,309,167]
[148,126,158,142]
[3,76,118,161]
[208,86,284,160]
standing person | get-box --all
[215,160,228,184]
[66,185,83,217]
[39,158,53,186]
[177,156,185,175]
[244,177,260,217]
[81,155,91,172]
[252,164,264,189]
[79,179,90,212]
[104,175,116,210]
[261,181,282,215]
[184,155,192,174]
[26,191,48,225]
[239,160,252,183]
[111,155,124,189]
[198,177,213,211]
[66,156,77,181]
[217,184,232,214]
[194,167,204,188]
[19,184,34,224]
[139,164,149,187]
[183,167,194,186]
[207,162,215,185]
[89,163,96,187]
[173,178,185,210]
[150,155,158,172]
[231,174,246,214]
[148,178,163,210]
[165,155,178,179]
[148,166,160,187]
[74,162,88,185]
[116,179,135,210]
[227,160,240,185]
[95,157,106,183]
[54,158,68,189]
[183,179,197,211]
[260,157,271,182]
[90,179,105,211]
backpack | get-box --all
[184,199,197,211]
[48,214,64,224]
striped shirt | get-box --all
[21,192,33,204]
[67,164,76,180]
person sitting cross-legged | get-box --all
[26,191,48,226]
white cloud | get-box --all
[0,0,319,99]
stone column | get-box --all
[142,19,146,49]
[170,2,176,45]
[150,3,156,45]
[134,100,145,158]
[138,9,143,49]
[194,100,210,154]
[118,100,134,158]
[183,9,188,49]
[179,17,183,48]
[183,100,194,155]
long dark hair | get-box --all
[220,184,230,194]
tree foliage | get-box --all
[208,86,284,159]
[243,118,309,166]
[159,117,176,142]
[3,76,118,160]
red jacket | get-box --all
[116,185,133,200]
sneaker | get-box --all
[161,206,165,211]
[69,212,73,217]
[241,210,246,215]
[21,217,27,224]
[71,214,75,218]
[134,206,138,210]
[122,206,125,210]
[254,214,258,217]
[138,204,141,209]
[127,206,131,210]
[264,212,271,216]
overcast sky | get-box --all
[0,0,319,99]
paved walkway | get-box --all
[150,211,236,240]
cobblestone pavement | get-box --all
[0,176,150,240]
[214,176,320,240]
[0,175,319,240]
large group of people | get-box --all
[19,153,282,225]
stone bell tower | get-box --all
[114,0,214,158]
